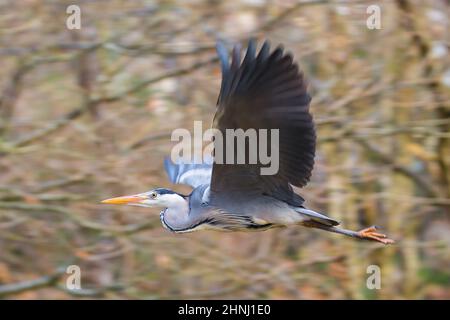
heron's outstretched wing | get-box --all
[164,157,212,188]
[210,40,315,206]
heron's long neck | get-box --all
[161,195,191,231]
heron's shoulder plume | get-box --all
[163,157,212,189]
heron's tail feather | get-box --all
[295,207,340,227]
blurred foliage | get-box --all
[0,0,449,299]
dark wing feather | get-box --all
[210,40,315,206]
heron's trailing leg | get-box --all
[303,221,395,245]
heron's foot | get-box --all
[357,226,394,245]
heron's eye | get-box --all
[150,192,158,199]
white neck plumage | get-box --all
[159,194,191,232]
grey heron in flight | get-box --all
[102,40,394,245]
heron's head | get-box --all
[101,188,187,208]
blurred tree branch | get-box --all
[0,202,159,234]
[0,266,67,297]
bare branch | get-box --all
[0,266,66,297]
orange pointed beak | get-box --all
[101,194,146,205]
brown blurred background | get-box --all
[0,0,449,299]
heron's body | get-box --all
[158,182,338,233]
[160,187,306,233]
[102,40,394,245]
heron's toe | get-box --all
[358,226,395,245]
